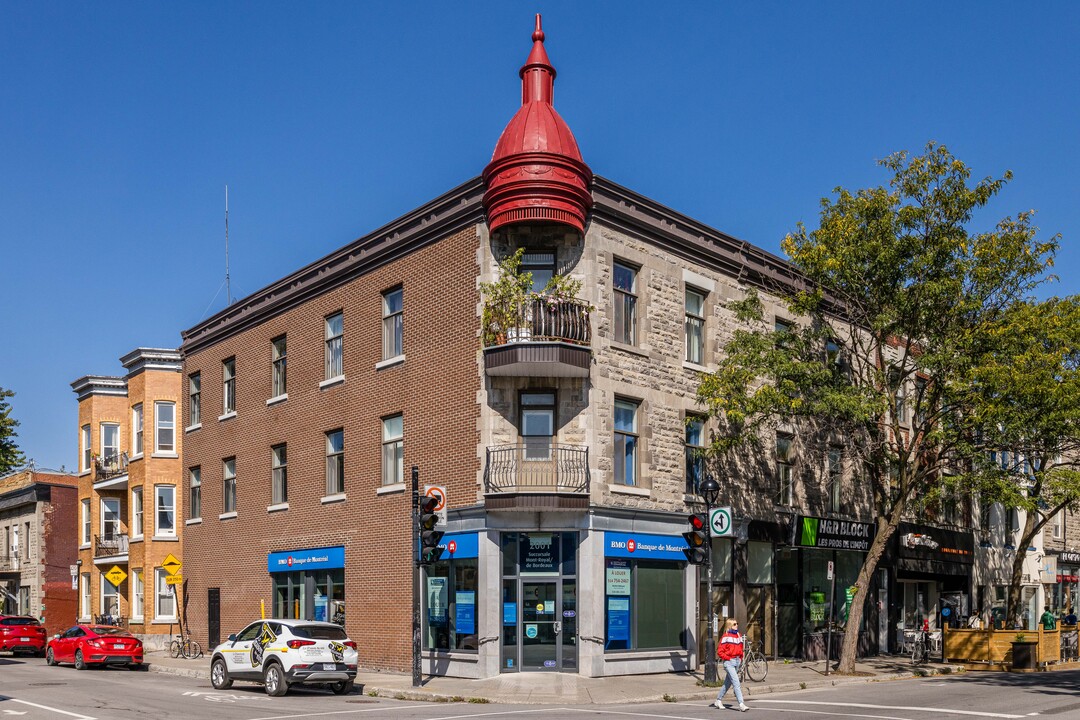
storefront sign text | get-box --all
[267,545,345,573]
[797,516,874,552]
[605,532,690,560]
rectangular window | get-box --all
[604,558,684,651]
[155,401,175,453]
[132,404,143,455]
[521,392,555,461]
[828,447,843,513]
[775,317,793,333]
[325,312,344,380]
[272,335,287,397]
[326,430,344,495]
[522,251,556,293]
[81,499,91,545]
[685,415,705,495]
[131,487,143,538]
[189,372,201,426]
[189,467,202,520]
[1053,511,1063,540]
[222,359,236,414]
[776,434,794,506]
[613,262,637,345]
[155,568,176,619]
[685,288,705,365]
[155,485,175,536]
[272,445,288,504]
[614,398,640,486]
[223,458,236,513]
[381,416,403,486]
[23,522,30,561]
[81,424,91,471]
[131,569,144,620]
[80,573,91,619]
[101,498,120,539]
[382,288,403,360]
[101,423,120,463]
[101,573,118,616]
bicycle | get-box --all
[738,640,769,682]
[169,634,203,660]
[910,630,930,665]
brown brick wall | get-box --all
[181,225,481,671]
[42,482,78,635]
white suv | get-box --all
[209,619,357,696]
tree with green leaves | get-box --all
[963,296,1080,627]
[695,142,1060,673]
[0,386,27,474]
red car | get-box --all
[46,625,144,670]
[0,616,47,656]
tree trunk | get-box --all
[836,514,897,674]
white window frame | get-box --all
[81,499,91,546]
[382,288,403,361]
[155,485,176,537]
[1052,510,1063,540]
[131,569,144,620]
[81,424,91,472]
[100,498,121,539]
[325,312,344,381]
[272,335,287,399]
[223,458,236,514]
[80,573,92,619]
[189,372,201,427]
[222,359,236,415]
[613,261,638,345]
[828,447,843,513]
[684,287,705,365]
[132,404,143,456]
[131,487,144,539]
[776,434,795,506]
[613,398,640,486]
[154,401,176,454]
[381,415,403,486]
[155,568,176,620]
[272,445,288,505]
[326,429,344,496]
[189,467,202,520]
[100,573,119,616]
[101,423,120,463]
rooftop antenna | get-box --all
[225,185,232,306]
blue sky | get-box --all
[2,2,1077,472]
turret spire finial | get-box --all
[532,13,544,43]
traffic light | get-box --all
[418,496,445,566]
[682,513,709,565]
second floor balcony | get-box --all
[484,443,590,511]
[483,296,592,378]
[93,533,129,561]
[93,453,129,489]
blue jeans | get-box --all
[716,658,744,705]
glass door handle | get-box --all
[553,621,561,635]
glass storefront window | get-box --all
[424,556,478,652]
[605,558,683,651]
[273,569,343,621]
[747,541,773,584]
[710,538,733,582]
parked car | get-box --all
[209,618,357,696]
[45,625,144,670]
[0,616,47,656]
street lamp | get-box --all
[701,476,720,684]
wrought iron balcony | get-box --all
[93,534,129,559]
[483,296,592,378]
[484,443,590,494]
[93,453,129,487]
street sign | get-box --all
[424,485,448,523]
[166,574,183,586]
[104,566,127,586]
[710,507,733,537]
[161,553,182,576]
[69,564,78,576]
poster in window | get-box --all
[427,577,448,625]
[456,591,476,635]
[606,566,631,595]
[607,596,630,646]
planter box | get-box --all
[1011,641,1038,670]
[942,626,1060,666]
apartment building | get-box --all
[70,348,183,646]
[0,468,78,635]
[177,16,987,677]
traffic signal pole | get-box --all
[411,466,421,688]
[704,511,717,684]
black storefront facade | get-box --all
[881,521,975,651]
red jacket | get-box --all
[717,629,744,662]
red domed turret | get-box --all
[483,15,593,234]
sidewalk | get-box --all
[144,651,966,704]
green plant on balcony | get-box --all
[481,249,534,346]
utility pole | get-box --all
[411,465,421,688]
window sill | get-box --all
[682,360,710,373]
[219,511,238,520]
[185,423,202,434]
[217,411,237,422]
[185,518,202,526]
[130,616,144,624]
[129,535,144,544]
[151,452,179,459]
[79,470,91,477]
[152,535,179,542]
[610,340,650,358]
[376,483,406,496]
[79,543,91,550]
[320,375,345,390]
[266,394,288,407]
[320,493,347,505]
[267,502,289,513]
[609,483,651,497]
[375,355,405,370]
[151,619,178,625]
[129,453,144,462]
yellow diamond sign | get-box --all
[161,554,182,576]
[104,566,127,586]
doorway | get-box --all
[517,579,576,671]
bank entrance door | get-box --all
[517,579,577,671]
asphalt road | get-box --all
[2,654,1078,720]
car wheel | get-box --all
[330,680,354,695]
[263,662,288,696]
[211,657,233,689]
[45,648,57,666]
[74,649,87,671]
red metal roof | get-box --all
[483,14,593,233]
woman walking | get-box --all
[713,618,749,711]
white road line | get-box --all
[750,700,1026,718]
[10,699,97,720]
[757,708,943,720]
[243,707,425,720]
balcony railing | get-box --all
[486,296,592,347]
[94,533,129,559]
[94,453,129,482]
[484,443,590,494]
